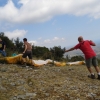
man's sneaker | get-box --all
[97,75,100,80]
[88,74,95,79]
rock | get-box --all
[0,86,7,91]
[26,93,37,97]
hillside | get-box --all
[0,64,100,100]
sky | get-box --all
[0,0,100,48]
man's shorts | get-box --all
[22,51,32,59]
[85,56,98,68]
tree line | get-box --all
[0,32,66,61]
[1,32,100,65]
[0,32,87,62]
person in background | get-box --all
[0,38,6,57]
[22,38,35,67]
[65,36,100,80]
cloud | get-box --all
[52,37,65,42]
[18,0,30,5]
[61,38,65,40]
[29,40,38,45]
[53,37,59,41]
[0,0,100,24]
[5,29,27,39]
[44,39,51,43]
[0,0,18,22]
[40,37,66,47]
[27,37,66,47]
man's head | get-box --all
[23,38,27,42]
[78,36,83,42]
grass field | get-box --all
[0,64,100,100]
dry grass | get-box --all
[0,64,100,100]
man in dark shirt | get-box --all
[0,38,6,57]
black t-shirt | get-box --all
[0,41,6,50]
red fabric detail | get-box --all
[74,40,96,59]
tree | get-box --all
[70,55,84,62]
[0,32,15,56]
[0,32,14,48]
[50,46,65,61]
[0,32,67,60]
[14,37,24,53]
[32,46,49,58]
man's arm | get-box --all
[65,47,75,52]
[90,40,96,46]
[23,44,27,53]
